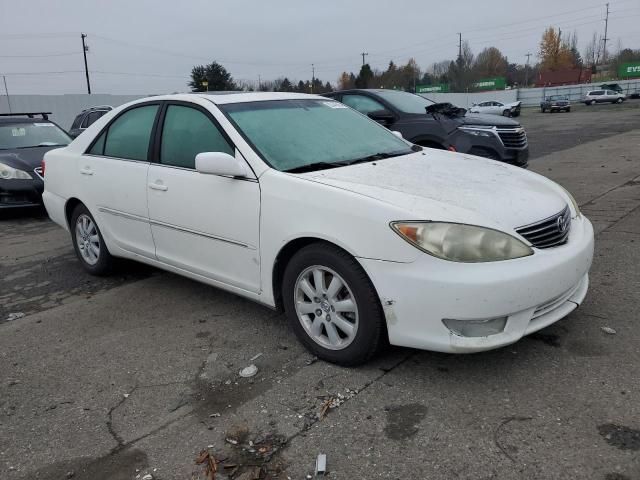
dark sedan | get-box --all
[323,89,529,167]
[0,113,71,209]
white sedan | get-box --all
[43,92,593,365]
[469,100,522,117]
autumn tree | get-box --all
[338,71,355,90]
[474,47,508,78]
[538,27,574,71]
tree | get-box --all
[584,32,605,68]
[538,27,573,71]
[355,64,374,88]
[449,41,474,91]
[563,31,582,68]
[188,61,236,91]
[474,47,507,78]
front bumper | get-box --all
[453,131,529,168]
[0,177,44,209]
[358,215,594,353]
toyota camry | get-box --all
[42,92,594,365]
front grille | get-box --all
[497,127,527,149]
[516,206,571,249]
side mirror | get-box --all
[195,152,248,178]
[367,109,395,125]
[391,131,403,139]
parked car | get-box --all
[628,90,640,99]
[600,83,623,93]
[68,105,113,138]
[583,90,626,105]
[0,112,71,209]
[468,100,521,117]
[43,93,594,365]
[323,89,528,167]
[540,95,571,113]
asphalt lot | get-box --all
[1,103,640,480]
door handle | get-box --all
[80,167,93,176]
[148,182,168,191]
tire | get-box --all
[70,203,114,276]
[282,243,385,366]
[566,107,571,112]
[616,98,623,103]
[590,100,596,106]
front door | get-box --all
[147,103,261,293]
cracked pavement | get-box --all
[1,105,640,479]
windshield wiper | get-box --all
[284,148,415,174]
[344,149,414,166]
[284,161,346,173]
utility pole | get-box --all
[2,75,11,113]
[81,33,91,94]
[457,33,462,61]
[603,2,610,64]
[360,52,368,66]
[524,53,532,87]
[311,64,315,93]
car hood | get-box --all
[0,146,64,171]
[298,150,567,231]
[461,113,520,127]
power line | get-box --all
[0,52,78,58]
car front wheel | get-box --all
[616,98,623,103]
[71,204,114,275]
[282,243,385,366]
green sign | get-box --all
[416,84,449,93]
[619,62,640,78]
[472,77,506,91]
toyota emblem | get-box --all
[557,216,567,233]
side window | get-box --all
[160,105,234,169]
[341,94,386,114]
[103,105,159,161]
[71,114,83,130]
[89,132,106,155]
[86,111,102,126]
[80,113,90,128]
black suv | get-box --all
[69,105,113,138]
[323,89,529,167]
[0,112,71,209]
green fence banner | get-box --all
[619,62,640,78]
[472,77,506,91]
[416,84,449,93]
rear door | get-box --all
[80,103,160,258]
[146,102,261,292]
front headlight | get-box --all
[560,186,581,218]
[391,221,533,262]
[0,162,32,180]
[457,126,494,138]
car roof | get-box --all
[327,89,406,95]
[0,117,53,125]
[194,91,327,105]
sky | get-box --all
[1,0,639,95]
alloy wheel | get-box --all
[294,265,359,350]
[75,214,100,265]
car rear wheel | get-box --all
[71,204,114,275]
[282,243,385,366]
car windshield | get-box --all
[0,122,71,150]
[372,90,435,114]
[222,99,413,172]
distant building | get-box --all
[535,69,592,87]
